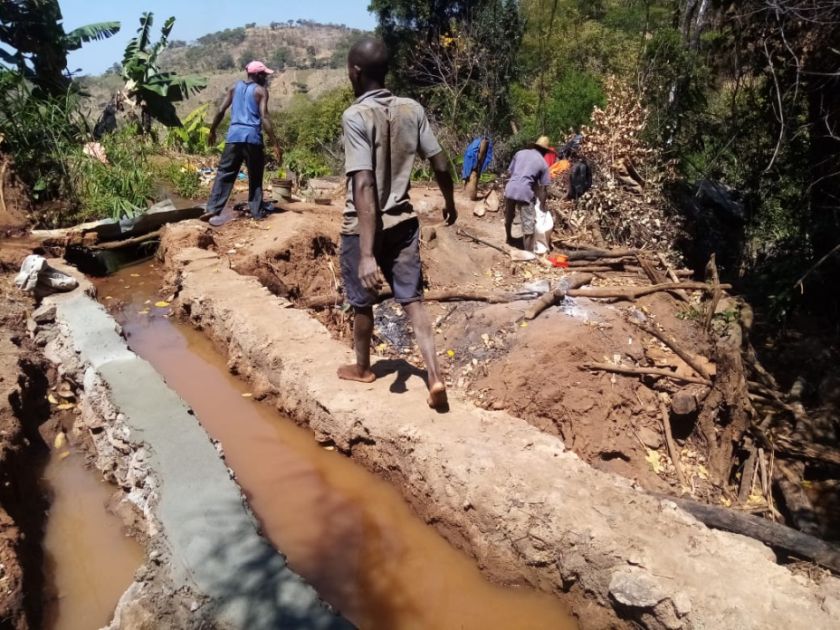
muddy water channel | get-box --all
[42,448,144,630]
[95,262,576,630]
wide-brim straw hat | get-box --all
[533,136,552,151]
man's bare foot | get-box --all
[427,381,448,410]
[337,364,376,383]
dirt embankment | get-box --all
[166,189,715,496]
[159,209,840,630]
[0,268,49,630]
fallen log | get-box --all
[301,288,537,309]
[665,495,840,574]
[567,257,632,268]
[703,254,723,332]
[774,435,840,468]
[524,273,595,320]
[566,281,731,302]
[631,320,713,380]
[303,280,730,310]
[637,253,690,303]
[738,443,759,504]
[581,362,712,386]
[564,247,641,261]
[657,253,693,300]
[92,229,162,251]
[774,462,822,537]
[660,402,687,487]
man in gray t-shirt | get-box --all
[504,138,551,252]
[337,37,457,411]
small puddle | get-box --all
[41,447,144,630]
[94,261,576,630]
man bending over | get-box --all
[337,37,457,410]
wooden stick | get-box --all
[657,253,691,302]
[704,253,722,332]
[774,435,840,468]
[566,281,730,302]
[636,253,666,285]
[665,496,840,573]
[303,281,730,310]
[92,229,162,251]
[581,362,712,386]
[774,462,821,536]
[567,257,632,267]
[738,444,759,504]
[659,402,686,487]
[565,248,640,261]
[301,288,536,309]
[632,320,713,381]
[524,273,595,320]
[456,228,508,254]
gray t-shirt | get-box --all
[504,148,550,203]
[341,89,442,235]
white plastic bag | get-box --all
[533,200,554,255]
[14,255,78,294]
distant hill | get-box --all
[81,21,370,116]
[159,21,364,74]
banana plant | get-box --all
[164,103,224,154]
[0,0,120,97]
[120,12,206,131]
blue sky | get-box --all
[61,0,376,75]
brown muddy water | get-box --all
[94,261,577,630]
[42,447,144,630]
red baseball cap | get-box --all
[245,60,274,75]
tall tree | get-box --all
[370,0,523,136]
[0,0,119,96]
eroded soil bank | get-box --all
[158,213,840,630]
[95,262,576,630]
[0,272,50,630]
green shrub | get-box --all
[283,148,331,181]
[165,104,218,155]
[544,71,605,134]
[273,88,353,181]
[157,161,203,199]
[0,70,83,204]
[72,126,156,221]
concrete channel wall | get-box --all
[37,268,350,630]
[164,243,840,630]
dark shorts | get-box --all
[340,218,423,308]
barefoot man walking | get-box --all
[337,38,457,410]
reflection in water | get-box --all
[95,263,576,630]
[42,450,144,630]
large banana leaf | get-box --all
[143,73,207,101]
[165,74,207,102]
[136,12,153,53]
[65,21,120,51]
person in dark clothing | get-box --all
[204,61,283,221]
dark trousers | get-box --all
[207,142,265,217]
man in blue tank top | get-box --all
[205,60,283,221]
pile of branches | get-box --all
[566,78,683,255]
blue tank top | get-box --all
[226,81,262,145]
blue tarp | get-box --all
[461,137,494,181]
